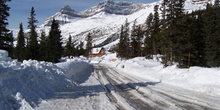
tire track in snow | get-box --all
[95,64,219,110]
[94,65,135,110]
[94,64,164,110]
[108,67,219,110]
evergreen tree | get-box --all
[117,19,130,59]
[177,13,195,68]
[151,5,160,55]
[64,35,74,57]
[130,20,139,58]
[47,19,63,63]
[144,13,153,58]
[203,4,220,67]
[0,0,12,53]
[8,31,14,58]
[130,21,142,58]
[159,0,170,66]
[152,5,160,60]
[183,11,205,67]
[117,25,124,58]
[163,0,185,65]
[85,33,92,57]
[136,25,143,56]
[78,42,84,56]
[27,7,39,60]
[39,30,47,61]
[193,10,205,66]
[14,23,25,62]
[124,19,130,59]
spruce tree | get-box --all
[14,23,25,62]
[123,19,130,59]
[136,25,143,56]
[130,20,138,58]
[152,5,160,60]
[0,0,12,53]
[117,19,130,59]
[39,30,47,61]
[85,33,92,57]
[8,31,14,58]
[64,35,74,57]
[27,7,39,60]
[204,4,220,67]
[144,13,153,59]
[163,0,186,65]
[47,19,63,63]
[159,0,170,66]
[131,21,142,58]
[177,13,194,67]
[117,25,125,58]
[185,11,205,67]
[78,42,84,56]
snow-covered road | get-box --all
[94,64,220,110]
[36,63,220,110]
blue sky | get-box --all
[7,0,158,31]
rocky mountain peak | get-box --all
[59,5,79,17]
[95,0,144,15]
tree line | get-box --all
[0,1,92,63]
[14,7,93,63]
[118,0,220,68]
[1,0,219,66]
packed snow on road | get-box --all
[0,50,220,110]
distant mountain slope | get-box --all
[36,0,212,49]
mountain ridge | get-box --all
[43,0,146,26]
[37,0,212,49]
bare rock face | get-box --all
[43,1,144,26]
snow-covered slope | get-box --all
[37,0,212,49]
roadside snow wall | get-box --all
[56,58,94,84]
[0,50,73,110]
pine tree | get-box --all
[193,11,205,66]
[27,7,39,60]
[47,19,63,63]
[64,35,74,57]
[136,25,143,56]
[130,21,142,58]
[144,13,153,59]
[203,4,220,67]
[117,19,130,59]
[183,11,205,67]
[159,0,170,66]
[117,25,125,58]
[176,13,194,68]
[8,31,14,58]
[78,42,84,56]
[0,0,12,53]
[130,20,138,58]
[152,5,161,60]
[85,33,92,57]
[14,23,25,62]
[123,19,130,59]
[163,0,186,65]
[39,30,47,61]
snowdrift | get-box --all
[0,50,92,110]
[56,57,93,84]
[99,53,220,97]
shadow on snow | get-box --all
[46,81,160,100]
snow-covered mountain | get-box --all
[37,0,212,49]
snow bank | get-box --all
[56,57,93,84]
[99,53,220,97]
[0,50,73,110]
